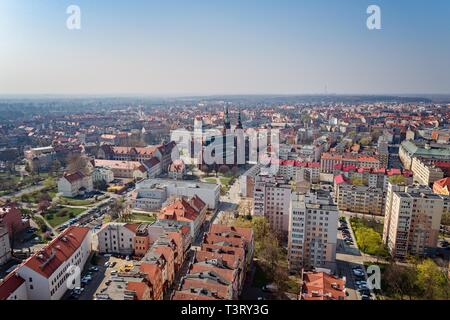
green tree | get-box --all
[416,259,449,300]
[388,175,406,185]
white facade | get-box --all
[136,179,219,210]
[96,223,135,255]
[92,167,114,183]
[0,225,11,265]
[252,175,292,236]
[57,174,94,198]
[288,190,338,272]
[16,229,92,300]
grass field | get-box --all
[44,207,86,227]
[129,213,157,223]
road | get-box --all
[335,216,376,300]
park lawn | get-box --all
[130,213,156,223]
[203,177,217,184]
[44,207,86,227]
[219,176,232,186]
[59,197,95,206]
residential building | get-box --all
[288,190,339,272]
[0,203,29,238]
[0,226,92,300]
[92,166,114,184]
[93,159,147,180]
[168,160,186,180]
[320,153,382,174]
[334,181,384,216]
[399,140,450,170]
[0,224,11,265]
[172,224,253,300]
[57,171,94,197]
[158,196,207,239]
[252,175,292,237]
[96,223,138,255]
[24,146,56,172]
[383,188,444,258]
[411,157,444,186]
[300,271,346,300]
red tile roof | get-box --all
[301,272,346,300]
[22,226,90,279]
[0,271,25,300]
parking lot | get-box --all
[336,217,375,301]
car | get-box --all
[89,267,99,272]
[110,262,117,268]
[104,262,110,267]
[361,295,372,301]
[356,280,367,286]
[262,284,278,293]
[352,266,363,270]
[105,280,112,286]
[126,255,130,261]
[358,284,369,290]
[353,270,365,277]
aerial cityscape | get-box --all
[0,0,449,306]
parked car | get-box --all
[104,261,110,267]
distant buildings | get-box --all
[57,171,94,197]
[24,146,56,172]
[0,226,92,300]
[288,190,338,272]
[168,160,186,180]
[93,159,148,180]
[320,153,382,174]
[134,178,219,211]
[383,184,444,259]
[399,140,450,170]
[97,141,176,173]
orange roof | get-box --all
[209,224,253,245]
[22,226,90,279]
[159,198,200,222]
[126,281,149,300]
[0,271,25,300]
[301,272,346,300]
[172,290,221,300]
[435,177,450,188]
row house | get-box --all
[172,224,253,300]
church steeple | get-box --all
[236,109,243,129]
[224,106,231,130]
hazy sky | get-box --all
[1,0,450,95]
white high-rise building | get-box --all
[252,175,292,237]
[288,189,339,272]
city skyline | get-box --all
[1,0,450,95]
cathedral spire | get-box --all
[236,109,243,129]
[224,106,231,130]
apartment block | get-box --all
[288,190,339,272]
[252,175,292,237]
[334,176,384,216]
[383,188,444,259]
[411,157,444,186]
